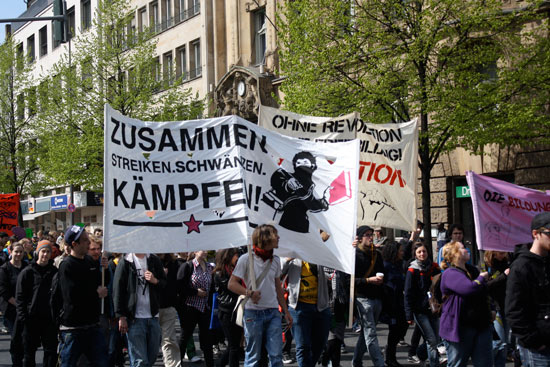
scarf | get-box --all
[410,258,432,272]
[253,244,273,262]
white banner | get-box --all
[104,105,359,273]
[259,106,418,231]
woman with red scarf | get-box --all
[229,224,293,367]
[213,248,242,367]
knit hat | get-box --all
[356,225,373,239]
[36,240,52,254]
[531,212,550,230]
[65,225,85,245]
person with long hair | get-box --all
[381,241,408,367]
[439,241,492,366]
[213,248,242,367]
[483,251,510,367]
[228,224,293,367]
[177,250,215,367]
[404,242,442,367]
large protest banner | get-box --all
[466,171,550,251]
[0,193,20,235]
[104,105,359,273]
[259,105,418,231]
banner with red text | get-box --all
[466,171,550,251]
[0,194,20,236]
[259,105,418,230]
[104,105,359,273]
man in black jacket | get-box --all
[114,253,166,367]
[57,225,109,367]
[506,212,550,365]
[15,240,58,367]
[352,225,385,367]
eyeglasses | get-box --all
[540,231,550,237]
[363,233,373,238]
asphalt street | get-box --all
[0,323,515,366]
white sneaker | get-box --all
[437,345,446,355]
[190,356,202,363]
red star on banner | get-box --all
[183,214,202,234]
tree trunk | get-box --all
[419,111,433,256]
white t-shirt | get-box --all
[232,253,281,310]
[133,254,152,318]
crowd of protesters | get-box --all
[0,213,548,367]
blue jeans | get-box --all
[493,312,509,367]
[519,346,550,367]
[352,297,384,367]
[444,325,493,367]
[127,317,162,367]
[59,326,109,367]
[243,308,283,367]
[414,313,440,367]
[289,302,331,367]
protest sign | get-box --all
[104,105,359,273]
[259,105,418,230]
[466,171,550,251]
[0,193,20,235]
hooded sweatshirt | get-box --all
[506,244,550,350]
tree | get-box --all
[0,38,41,199]
[37,0,204,189]
[278,0,550,247]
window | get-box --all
[190,0,200,16]
[39,26,48,57]
[38,81,49,111]
[27,88,37,117]
[138,7,147,32]
[27,35,35,64]
[190,39,201,78]
[52,21,61,49]
[253,9,266,65]
[16,94,25,120]
[152,57,161,89]
[81,0,92,31]
[176,45,187,80]
[150,2,159,33]
[163,51,174,86]
[67,6,76,40]
[128,17,136,45]
[16,42,24,69]
[175,0,185,22]
[163,0,173,29]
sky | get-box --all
[0,1,28,42]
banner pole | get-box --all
[348,274,355,328]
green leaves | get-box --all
[36,0,205,190]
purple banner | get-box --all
[466,171,550,251]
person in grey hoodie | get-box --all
[281,258,330,367]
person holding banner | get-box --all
[228,224,293,367]
[57,225,109,367]
[351,225,386,367]
[506,212,550,366]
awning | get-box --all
[23,212,49,221]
